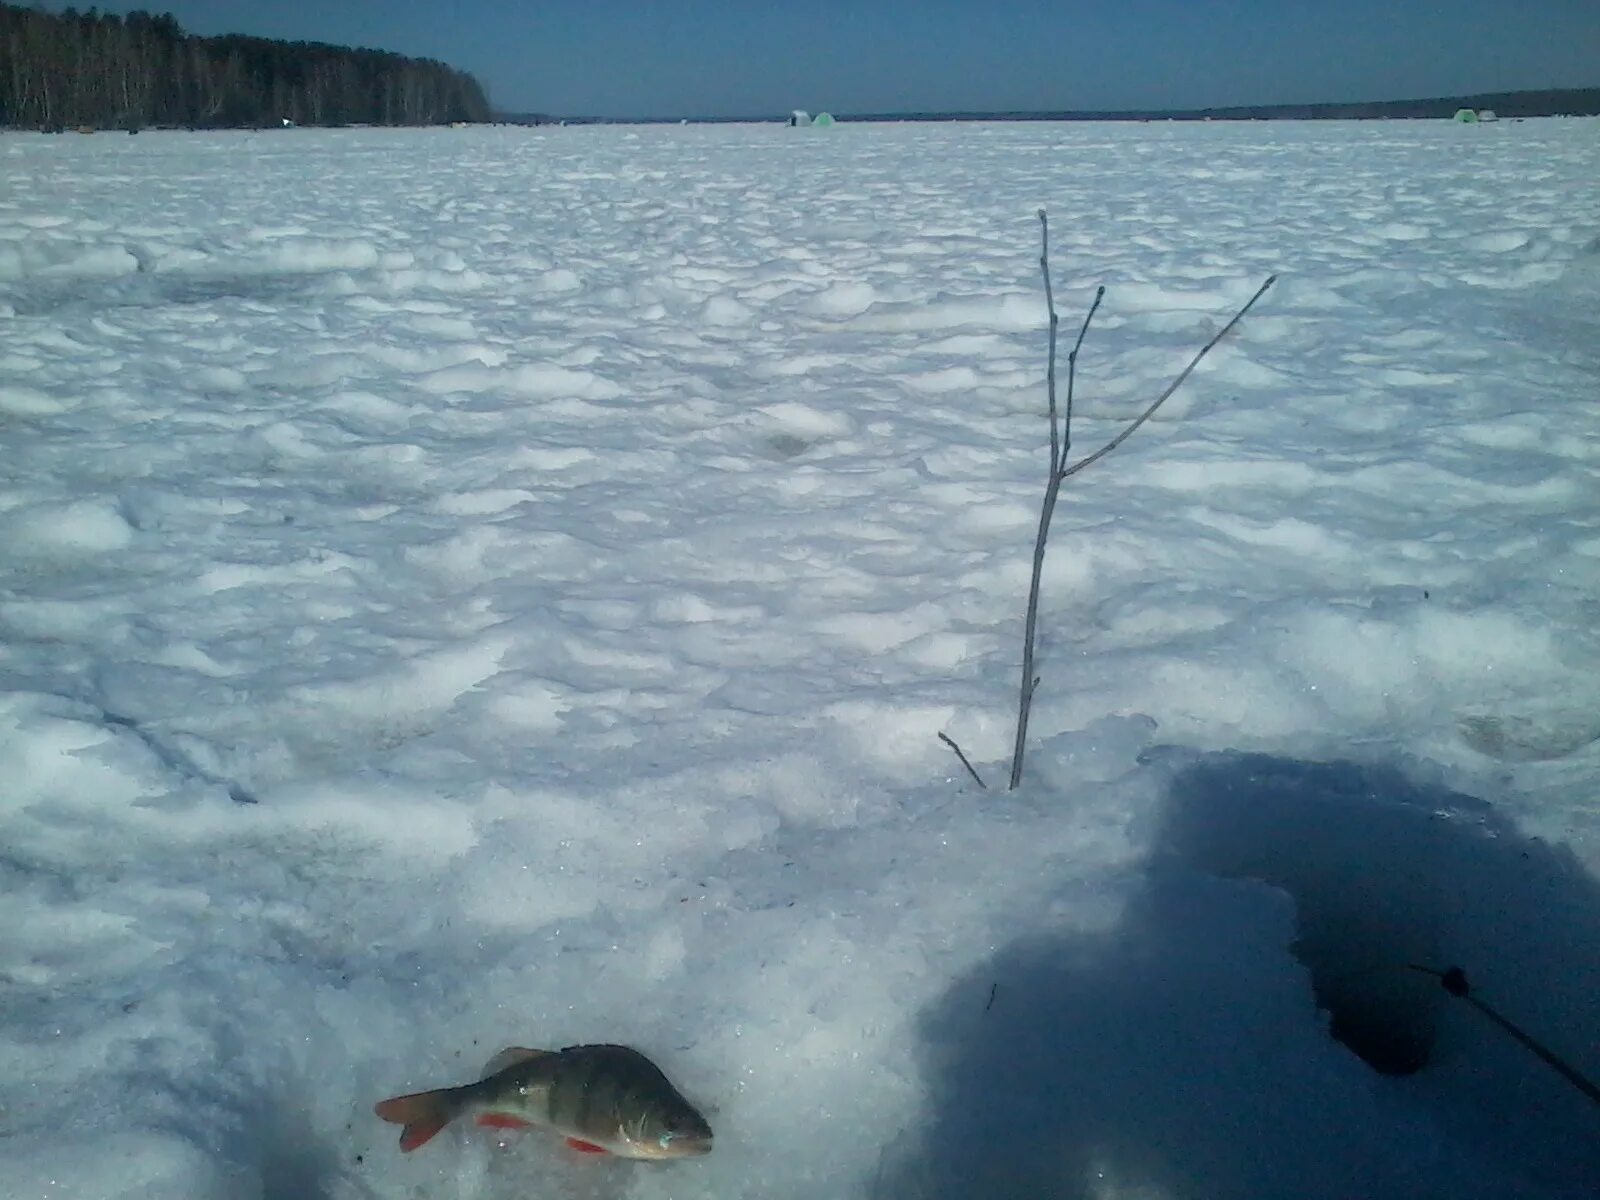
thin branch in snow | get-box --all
[938,731,988,790]
[1061,274,1277,482]
[1040,210,1062,475]
[1011,215,1102,790]
[1006,213,1274,789]
[1062,283,1104,468]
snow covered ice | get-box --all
[3,117,1600,1199]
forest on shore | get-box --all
[0,4,490,130]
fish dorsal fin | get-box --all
[480,1046,551,1079]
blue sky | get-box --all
[87,0,1600,118]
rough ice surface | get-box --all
[3,119,1599,1199]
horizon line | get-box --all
[495,82,1600,125]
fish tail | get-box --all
[374,1087,461,1152]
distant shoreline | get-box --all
[499,85,1600,126]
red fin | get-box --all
[566,1137,608,1154]
[476,1112,534,1130]
[374,1090,455,1153]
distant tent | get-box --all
[812,112,836,127]
[1477,109,1499,122]
[789,110,811,127]
[1453,108,1478,122]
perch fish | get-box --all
[375,1043,713,1159]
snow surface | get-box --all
[3,118,1600,1199]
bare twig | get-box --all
[1012,216,1068,787]
[938,731,988,789]
[1039,210,1104,478]
[1007,213,1274,790]
[1011,217,1102,789]
[1040,211,1062,475]
[1061,274,1276,481]
[1005,284,1104,791]
[1063,284,1104,467]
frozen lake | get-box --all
[3,117,1600,1198]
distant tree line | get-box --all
[0,3,491,130]
[837,87,1600,125]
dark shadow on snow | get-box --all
[1,271,324,317]
[135,1015,378,1200]
[880,750,1600,1199]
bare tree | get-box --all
[943,213,1275,790]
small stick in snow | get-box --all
[1058,286,1104,475]
[938,732,988,790]
[1008,210,1274,789]
[1011,214,1103,789]
[1061,274,1277,481]
[1041,211,1062,475]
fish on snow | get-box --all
[375,1042,714,1159]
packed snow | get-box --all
[3,117,1599,1199]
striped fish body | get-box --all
[375,1043,713,1160]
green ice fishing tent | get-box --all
[812,112,836,127]
[1453,108,1479,122]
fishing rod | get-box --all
[1404,964,1600,1111]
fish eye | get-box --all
[658,1132,677,1148]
